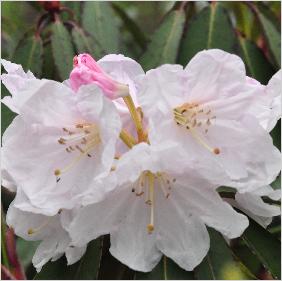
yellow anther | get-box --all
[54,169,61,176]
[28,228,34,235]
[147,224,154,234]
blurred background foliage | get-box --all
[1,1,281,280]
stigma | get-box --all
[54,122,101,181]
[173,103,220,155]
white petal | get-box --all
[32,232,69,272]
[250,185,281,201]
[110,191,162,272]
[1,59,35,113]
[156,190,210,271]
[138,64,184,117]
[65,245,87,265]
[224,198,273,228]
[98,54,144,106]
[265,70,281,131]
[172,181,249,239]
[184,49,246,103]
[235,192,280,217]
[69,188,131,247]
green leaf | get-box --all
[238,35,275,84]
[51,21,75,81]
[16,239,39,269]
[232,241,262,278]
[251,4,281,68]
[1,85,16,136]
[241,218,281,279]
[97,235,134,279]
[112,3,148,50]
[140,9,185,71]
[42,43,57,80]
[82,2,119,54]
[271,174,281,190]
[271,120,281,151]
[135,256,194,280]
[178,3,237,66]
[195,228,252,280]
[34,238,103,280]
[71,26,104,59]
[13,35,43,77]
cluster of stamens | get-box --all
[132,171,177,234]
[54,122,101,181]
[173,103,220,155]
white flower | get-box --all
[1,59,36,113]
[6,190,86,272]
[68,143,248,272]
[224,184,280,228]
[2,76,121,215]
[137,49,281,192]
[246,70,281,132]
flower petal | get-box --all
[110,192,162,272]
[155,190,210,271]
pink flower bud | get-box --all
[70,54,129,99]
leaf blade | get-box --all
[140,9,185,71]
[195,228,252,280]
[51,21,75,81]
[82,2,119,54]
[241,219,281,279]
[178,3,237,66]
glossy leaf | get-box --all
[178,3,237,66]
[34,238,103,280]
[71,26,104,59]
[241,219,281,279]
[82,2,119,53]
[1,85,16,136]
[195,228,252,280]
[251,4,281,68]
[135,256,194,280]
[12,35,43,77]
[238,34,275,84]
[140,9,185,71]
[51,21,75,81]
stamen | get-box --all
[147,172,155,234]
[27,217,52,235]
[187,125,220,155]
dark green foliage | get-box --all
[195,229,253,280]
[13,35,43,77]
[140,9,185,71]
[178,3,237,66]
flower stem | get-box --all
[119,129,136,148]
[123,95,144,142]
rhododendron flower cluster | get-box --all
[1,49,281,272]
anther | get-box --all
[147,224,154,234]
[28,228,34,235]
[58,138,66,145]
[136,191,144,196]
[131,188,135,192]
[54,169,61,176]
[213,148,220,155]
